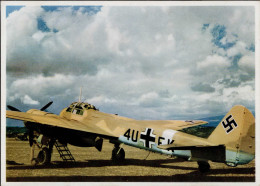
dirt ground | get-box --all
[5,138,255,182]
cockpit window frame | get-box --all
[66,102,98,115]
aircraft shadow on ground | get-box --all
[6,158,255,182]
[7,158,192,170]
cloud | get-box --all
[197,55,230,70]
[5,5,255,121]
[191,83,215,93]
[226,41,248,57]
[238,54,255,74]
[21,95,40,105]
[211,24,236,49]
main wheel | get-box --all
[197,161,210,173]
[37,147,51,165]
[112,147,125,162]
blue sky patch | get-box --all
[53,28,59,33]
[211,25,226,43]
[6,5,102,34]
[6,6,24,17]
[41,6,102,15]
[247,44,255,52]
[202,23,209,32]
[6,6,102,18]
[211,24,236,50]
[37,17,51,32]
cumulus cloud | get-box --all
[5,5,255,121]
[191,83,215,93]
[197,55,230,70]
[21,95,40,105]
[238,54,255,74]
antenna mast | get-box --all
[79,87,82,102]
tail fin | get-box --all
[207,105,255,165]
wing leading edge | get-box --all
[6,110,117,138]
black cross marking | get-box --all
[140,128,156,148]
[222,115,238,134]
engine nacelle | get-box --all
[27,109,57,117]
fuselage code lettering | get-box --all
[123,128,174,148]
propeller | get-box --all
[7,105,21,112]
[8,101,54,165]
[40,101,53,111]
[7,101,53,147]
[7,101,53,112]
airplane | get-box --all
[6,100,255,172]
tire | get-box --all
[198,161,210,173]
[112,147,125,162]
[37,147,51,165]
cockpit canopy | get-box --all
[65,102,98,115]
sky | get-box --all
[4,5,256,126]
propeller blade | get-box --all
[7,105,21,112]
[40,101,53,111]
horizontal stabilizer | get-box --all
[158,144,226,162]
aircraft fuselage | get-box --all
[22,102,254,167]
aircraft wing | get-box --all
[162,120,208,130]
[6,110,117,138]
[6,110,208,139]
[132,120,208,130]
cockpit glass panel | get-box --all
[66,107,73,112]
[76,109,84,115]
[67,102,99,114]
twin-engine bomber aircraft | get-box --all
[6,101,255,172]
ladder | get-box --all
[54,141,75,162]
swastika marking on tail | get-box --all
[222,115,238,134]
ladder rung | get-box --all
[55,141,75,162]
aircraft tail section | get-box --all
[207,105,255,165]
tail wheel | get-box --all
[197,161,210,173]
[37,147,51,165]
[112,147,125,162]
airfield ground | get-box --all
[6,138,255,182]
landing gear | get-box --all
[30,133,55,166]
[111,144,125,162]
[197,161,210,173]
[37,147,51,165]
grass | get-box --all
[5,138,255,182]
